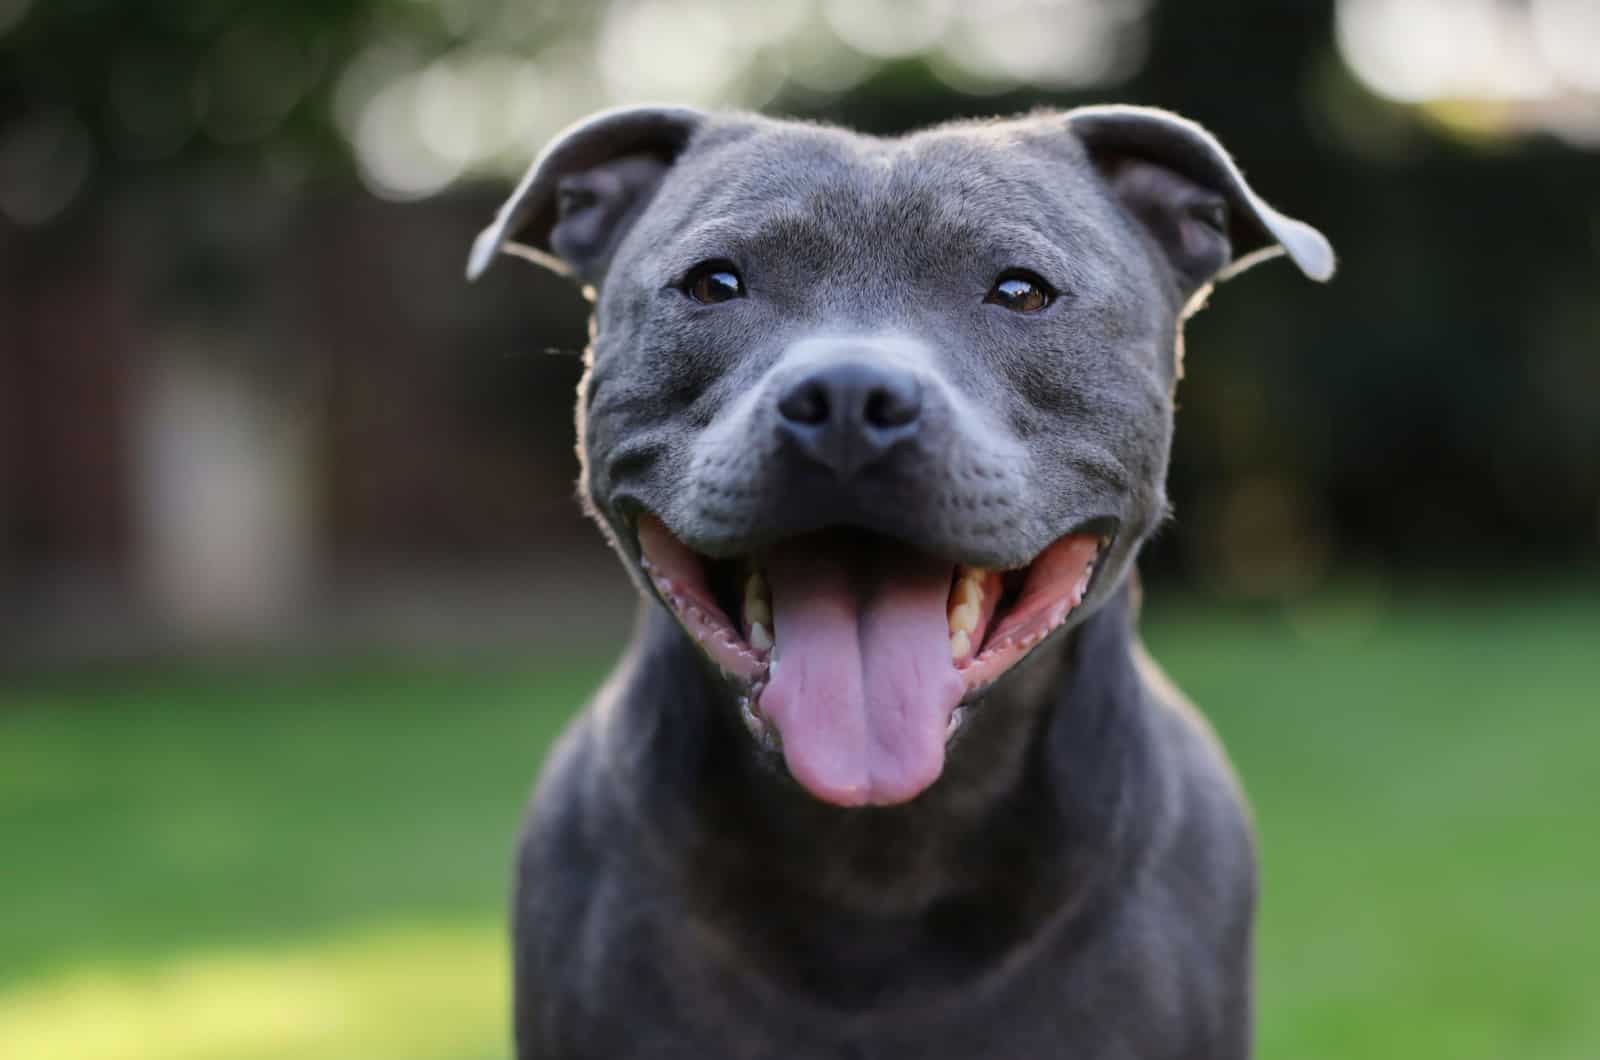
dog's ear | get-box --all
[1067,105,1334,293]
[466,104,705,285]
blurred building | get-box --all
[2,186,614,662]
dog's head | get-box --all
[470,106,1331,807]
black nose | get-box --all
[776,361,923,477]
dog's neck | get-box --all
[596,576,1170,990]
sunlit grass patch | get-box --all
[0,920,506,1060]
[1147,585,1600,1060]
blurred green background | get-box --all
[2,0,1597,1057]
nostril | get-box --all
[863,382,920,429]
[773,360,925,475]
[778,381,830,426]
[777,361,922,441]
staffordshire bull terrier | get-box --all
[468,103,1333,1059]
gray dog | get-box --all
[468,103,1332,1059]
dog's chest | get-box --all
[527,885,1190,1060]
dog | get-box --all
[468,103,1332,1059]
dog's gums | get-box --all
[636,514,1107,805]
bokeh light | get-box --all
[1336,0,1600,143]
[328,0,1155,200]
[0,106,92,226]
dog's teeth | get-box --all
[952,578,981,609]
[948,567,986,636]
[749,621,773,652]
[743,569,773,628]
[745,594,771,627]
[950,629,971,660]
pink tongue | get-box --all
[759,539,965,807]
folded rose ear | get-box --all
[1067,105,1334,293]
[466,104,705,285]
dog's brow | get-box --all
[673,212,837,264]
[940,219,1090,288]
[671,212,1084,289]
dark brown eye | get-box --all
[984,270,1054,313]
[683,262,745,304]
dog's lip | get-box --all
[636,516,770,685]
[949,522,1116,725]
[633,512,1117,716]
[631,513,1119,576]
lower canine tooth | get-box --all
[744,571,772,625]
[948,600,979,633]
[952,578,982,608]
[950,629,971,660]
[745,596,771,626]
[749,622,773,652]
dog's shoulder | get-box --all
[511,705,626,1057]
[1132,636,1257,901]
[512,643,716,1057]
[1116,640,1257,1055]
[514,708,603,913]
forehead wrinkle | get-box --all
[957,220,1080,278]
[651,124,863,262]
[884,183,1093,290]
[670,209,841,271]
[879,146,1108,282]
[960,182,1137,295]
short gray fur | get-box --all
[469,104,1333,1059]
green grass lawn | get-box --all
[3,587,1597,1059]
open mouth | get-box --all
[636,515,1111,807]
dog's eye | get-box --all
[683,262,745,305]
[984,271,1054,313]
